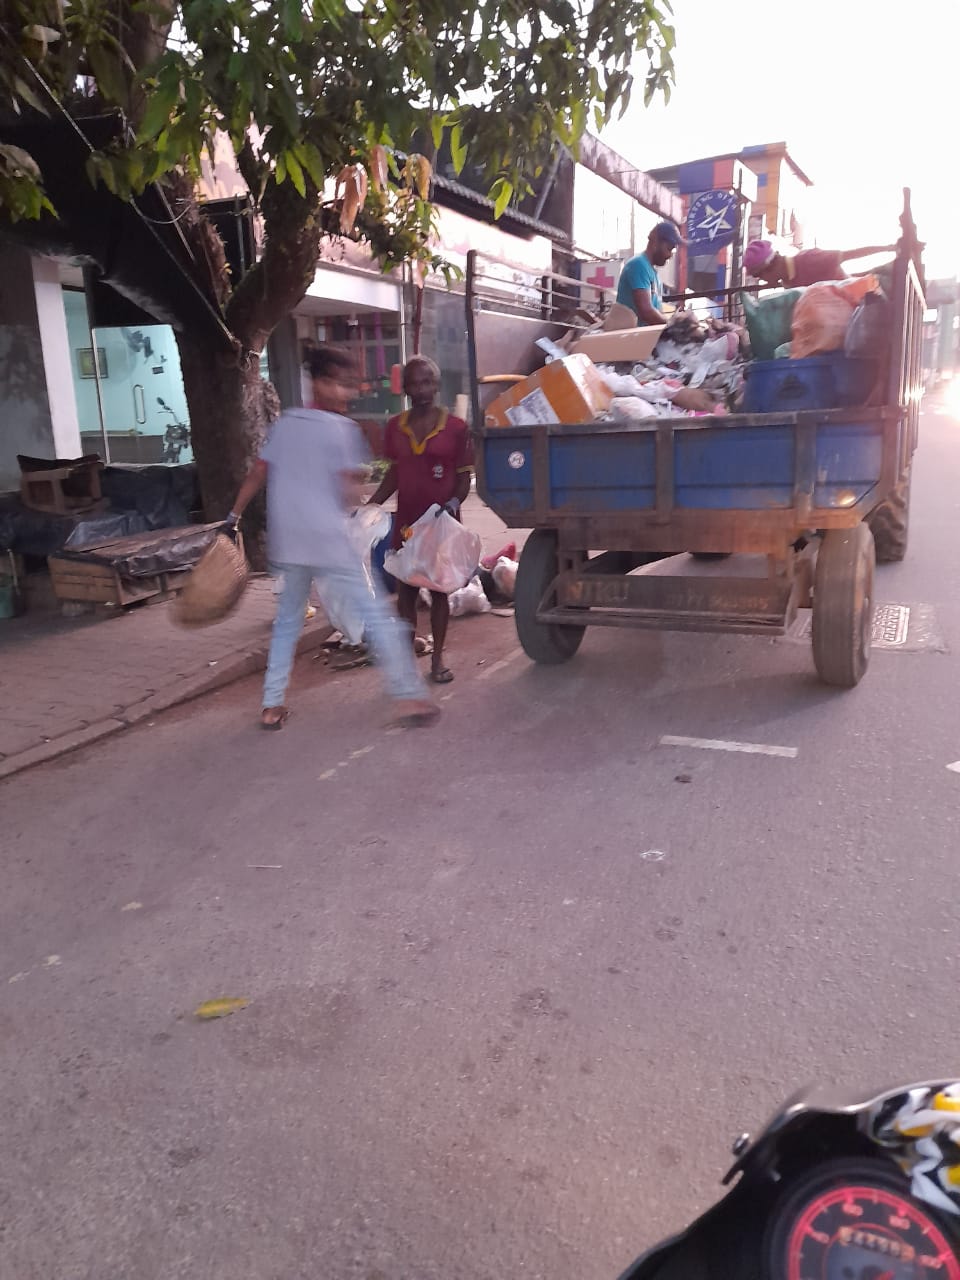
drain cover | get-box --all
[872,603,910,647]
[787,604,946,652]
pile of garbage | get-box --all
[742,274,885,362]
[595,311,751,422]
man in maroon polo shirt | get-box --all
[369,356,473,684]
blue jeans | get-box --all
[263,561,426,708]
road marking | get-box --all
[477,647,523,681]
[659,735,798,759]
[947,762,960,774]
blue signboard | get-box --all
[686,189,738,249]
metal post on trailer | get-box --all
[465,250,482,431]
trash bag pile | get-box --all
[595,310,751,420]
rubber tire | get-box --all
[812,523,875,688]
[868,469,911,563]
[515,530,585,665]
[763,1156,948,1280]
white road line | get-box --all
[947,761,960,774]
[659,735,798,759]
[477,647,524,681]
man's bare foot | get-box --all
[388,698,441,729]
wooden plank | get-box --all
[49,556,164,607]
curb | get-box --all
[0,620,333,783]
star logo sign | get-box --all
[695,201,734,242]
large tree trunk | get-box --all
[177,340,279,568]
[170,177,319,568]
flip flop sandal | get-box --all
[330,646,371,671]
[430,667,454,684]
[260,706,290,730]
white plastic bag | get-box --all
[610,396,658,423]
[314,503,392,644]
[491,556,519,600]
[384,504,481,595]
[449,576,492,617]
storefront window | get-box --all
[319,313,402,420]
[63,287,193,465]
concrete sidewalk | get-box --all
[0,495,518,780]
[0,578,334,781]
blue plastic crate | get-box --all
[743,353,877,414]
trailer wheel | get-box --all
[812,524,875,688]
[867,468,911,563]
[515,530,584,665]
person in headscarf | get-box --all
[744,238,896,288]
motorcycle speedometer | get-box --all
[766,1160,960,1280]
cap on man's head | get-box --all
[652,221,685,247]
[744,239,777,275]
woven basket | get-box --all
[173,532,249,628]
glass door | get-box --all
[63,287,193,465]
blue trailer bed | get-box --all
[465,194,925,686]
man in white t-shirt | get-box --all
[227,345,438,730]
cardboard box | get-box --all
[484,353,613,428]
[570,325,666,364]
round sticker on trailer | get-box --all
[508,451,525,470]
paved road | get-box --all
[3,398,960,1280]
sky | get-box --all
[601,0,960,280]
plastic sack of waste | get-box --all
[741,289,804,360]
[845,292,891,359]
[449,576,492,618]
[314,503,392,644]
[384,503,481,595]
[491,556,519,600]
[610,396,659,423]
[597,367,647,397]
[791,275,878,359]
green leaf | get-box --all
[284,149,306,197]
[449,123,467,175]
[87,43,127,107]
[490,176,512,219]
[195,997,249,1020]
[12,76,46,114]
[429,114,443,151]
[275,152,287,184]
[294,141,326,189]
[138,81,179,141]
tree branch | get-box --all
[225,177,322,352]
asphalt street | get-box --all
[2,395,960,1280]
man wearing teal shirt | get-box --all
[616,221,684,326]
